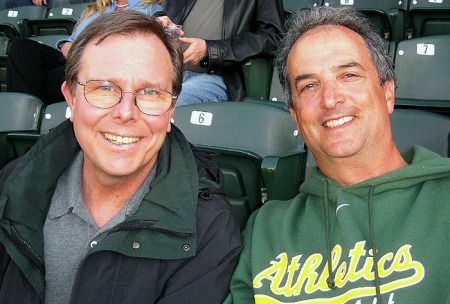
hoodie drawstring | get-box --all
[368,186,382,301]
[323,182,382,301]
[323,180,336,290]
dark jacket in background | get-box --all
[0,120,242,303]
[165,0,285,101]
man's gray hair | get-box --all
[274,7,396,108]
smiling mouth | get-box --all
[104,133,140,145]
[323,116,355,128]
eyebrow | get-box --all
[292,61,366,86]
[333,61,366,72]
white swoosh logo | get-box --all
[336,204,350,214]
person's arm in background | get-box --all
[172,0,284,70]
[32,0,47,5]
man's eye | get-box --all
[344,73,358,78]
[99,85,114,92]
[141,88,156,96]
[301,83,316,92]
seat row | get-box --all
[284,0,450,42]
[0,2,87,41]
[1,92,449,230]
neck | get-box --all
[81,161,155,228]
[316,143,408,186]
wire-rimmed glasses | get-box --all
[76,80,177,116]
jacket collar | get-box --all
[0,119,200,257]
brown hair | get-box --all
[65,10,183,97]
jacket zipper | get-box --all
[108,219,194,238]
[8,226,46,285]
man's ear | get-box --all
[384,79,396,114]
[289,106,299,127]
[166,107,176,132]
[61,81,75,122]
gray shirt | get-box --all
[182,0,224,72]
[43,151,156,304]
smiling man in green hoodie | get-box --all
[225,7,450,304]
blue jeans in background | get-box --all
[176,71,228,107]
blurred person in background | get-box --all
[6,0,164,104]
[159,0,285,106]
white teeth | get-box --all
[104,133,140,145]
[324,116,355,128]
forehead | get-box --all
[79,33,172,84]
[287,25,373,72]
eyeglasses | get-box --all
[76,80,177,116]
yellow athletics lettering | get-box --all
[355,248,375,281]
[253,243,425,301]
[278,255,302,297]
[378,251,394,277]
[292,253,323,295]
[253,253,290,289]
[317,244,344,290]
[344,241,367,283]
[378,245,425,294]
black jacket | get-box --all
[0,120,242,303]
[165,0,285,101]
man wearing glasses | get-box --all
[0,10,242,304]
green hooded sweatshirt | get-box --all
[226,146,450,304]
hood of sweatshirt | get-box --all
[297,146,450,300]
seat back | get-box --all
[0,55,7,92]
[283,0,322,15]
[40,101,71,134]
[268,69,285,103]
[0,92,44,169]
[407,0,450,39]
[20,3,87,37]
[27,34,69,48]
[0,22,20,40]
[0,35,9,55]
[394,35,450,112]
[242,58,274,101]
[21,18,76,37]
[5,101,70,164]
[0,5,47,37]
[173,102,306,229]
[47,3,87,21]
[391,108,450,157]
[323,0,408,42]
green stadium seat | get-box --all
[0,92,44,170]
[406,0,450,39]
[283,0,322,15]
[173,101,307,230]
[268,69,285,103]
[0,36,9,55]
[0,5,47,38]
[19,3,87,37]
[0,23,20,41]
[0,55,7,92]
[391,108,450,157]
[323,0,408,43]
[47,3,87,21]
[242,58,274,101]
[20,18,75,37]
[394,35,450,113]
[6,101,70,161]
[27,34,69,48]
